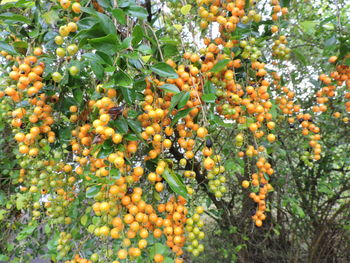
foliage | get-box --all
[0,0,349,262]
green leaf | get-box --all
[126,6,148,19]
[96,51,114,65]
[132,24,144,47]
[72,88,83,104]
[0,41,18,54]
[163,44,178,59]
[150,62,178,79]
[111,8,126,25]
[204,81,216,94]
[88,34,120,54]
[149,243,169,258]
[127,119,142,134]
[80,215,88,226]
[115,70,132,87]
[0,209,7,221]
[16,223,37,241]
[159,84,180,94]
[292,203,305,218]
[209,59,231,73]
[345,58,350,66]
[202,93,216,103]
[90,61,104,80]
[96,0,112,8]
[110,168,121,179]
[163,169,189,199]
[138,44,152,54]
[280,0,290,7]
[42,10,59,25]
[81,7,116,35]
[0,12,30,23]
[178,91,190,109]
[97,145,113,159]
[0,255,10,261]
[293,49,307,66]
[86,185,102,198]
[318,185,333,195]
[180,4,191,15]
[113,118,129,134]
[82,53,106,65]
[120,87,136,105]
[300,21,317,34]
[171,108,192,126]
[323,35,337,55]
[12,41,28,54]
[169,91,184,112]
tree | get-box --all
[0,0,349,262]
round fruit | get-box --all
[69,66,79,76]
[52,72,63,83]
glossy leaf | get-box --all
[171,108,192,126]
[86,185,102,198]
[163,169,189,199]
[209,59,231,73]
[159,84,180,94]
[150,62,178,79]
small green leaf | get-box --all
[0,255,10,261]
[82,53,106,65]
[159,84,180,94]
[113,118,129,134]
[178,92,190,109]
[97,145,113,159]
[163,169,189,199]
[209,59,231,73]
[88,34,120,54]
[149,243,169,258]
[202,93,216,103]
[300,21,317,34]
[0,41,18,54]
[204,81,216,94]
[150,62,178,79]
[293,49,307,66]
[164,258,174,263]
[142,55,151,63]
[72,87,83,104]
[180,4,191,15]
[163,44,178,59]
[115,70,132,87]
[86,185,102,198]
[90,61,104,80]
[169,91,185,112]
[12,41,28,54]
[127,119,142,134]
[81,7,116,35]
[80,215,88,226]
[280,0,290,7]
[16,223,37,241]
[132,24,144,47]
[111,8,126,25]
[42,9,59,25]
[173,24,183,31]
[171,108,192,126]
[120,87,136,105]
[110,168,121,179]
[0,12,30,23]
[126,6,148,19]
[96,0,112,8]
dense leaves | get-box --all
[0,0,349,263]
